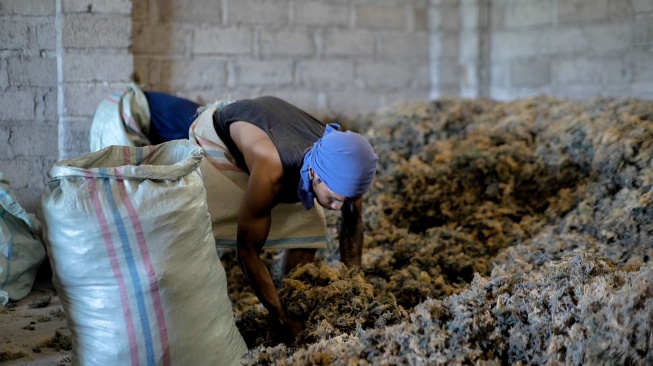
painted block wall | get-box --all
[1,0,59,212]
[430,0,653,100]
[132,0,431,116]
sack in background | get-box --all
[89,83,152,152]
[0,171,46,304]
[40,140,247,365]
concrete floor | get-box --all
[0,265,71,366]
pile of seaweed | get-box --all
[224,96,653,364]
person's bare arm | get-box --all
[230,122,301,339]
[339,198,364,267]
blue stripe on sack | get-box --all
[215,235,328,247]
[136,146,143,165]
[101,178,156,366]
[0,210,13,290]
[204,150,226,158]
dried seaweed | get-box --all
[230,96,653,364]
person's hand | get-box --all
[269,314,304,345]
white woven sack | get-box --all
[0,171,46,304]
[40,140,246,366]
[89,83,152,152]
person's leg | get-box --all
[283,248,317,275]
[144,91,201,144]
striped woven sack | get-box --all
[40,140,247,366]
[89,83,152,152]
[189,102,328,249]
[0,171,46,303]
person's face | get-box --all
[309,168,352,211]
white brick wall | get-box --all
[133,0,430,116]
[430,0,653,101]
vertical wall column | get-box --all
[56,0,134,160]
[428,0,461,99]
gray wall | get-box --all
[430,0,653,100]
[1,0,653,213]
[132,0,430,116]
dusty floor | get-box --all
[0,265,71,365]
[2,96,652,365]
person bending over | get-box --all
[212,96,378,342]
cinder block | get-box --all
[357,4,407,30]
[7,123,58,158]
[586,23,633,51]
[323,30,374,57]
[608,0,634,19]
[299,60,355,88]
[378,32,429,59]
[632,81,653,100]
[161,58,228,89]
[632,50,653,81]
[132,23,189,55]
[459,31,479,61]
[553,58,603,84]
[460,1,479,30]
[429,2,461,31]
[633,0,653,12]
[261,30,314,57]
[491,62,510,87]
[603,56,633,83]
[258,89,319,114]
[62,52,132,82]
[358,62,415,89]
[134,57,165,88]
[0,0,54,16]
[0,158,46,212]
[8,56,57,87]
[413,7,429,31]
[36,18,56,51]
[0,21,29,50]
[294,1,349,27]
[633,18,653,45]
[63,0,131,14]
[549,27,590,54]
[504,1,554,28]
[42,88,58,122]
[558,0,609,23]
[325,90,382,116]
[63,84,116,117]
[0,59,8,90]
[158,0,220,23]
[132,0,149,22]
[193,26,252,55]
[491,30,550,60]
[0,91,34,120]
[511,59,551,87]
[430,32,460,61]
[227,0,288,26]
[234,59,294,85]
[62,14,131,48]
[60,117,93,158]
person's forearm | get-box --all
[237,245,286,320]
[339,199,364,267]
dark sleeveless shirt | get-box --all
[212,96,326,203]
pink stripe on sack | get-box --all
[106,95,141,132]
[116,166,171,366]
[143,146,158,165]
[85,172,140,365]
[123,146,131,166]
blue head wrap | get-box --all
[298,123,378,209]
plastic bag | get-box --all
[40,140,246,365]
[0,171,46,304]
